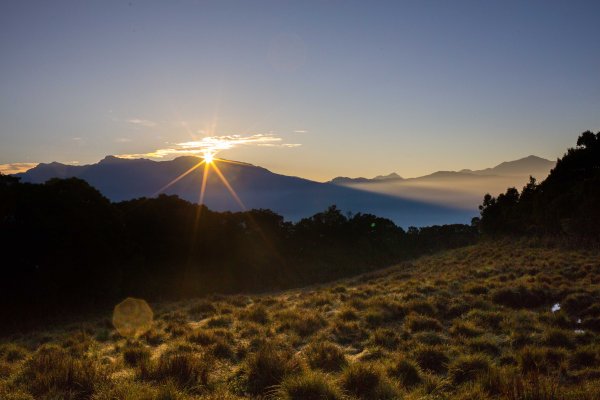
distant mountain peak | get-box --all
[373,172,403,181]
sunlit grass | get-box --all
[1,241,600,398]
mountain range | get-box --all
[14,155,554,227]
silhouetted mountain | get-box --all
[16,156,473,227]
[460,155,555,177]
[326,155,555,211]
[329,155,554,184]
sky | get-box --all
[1,0,599,181]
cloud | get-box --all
[115,137,132,143]
[118,133,301,159]
[0,162,38,174]
[293,130,308,133]
[128,118,157,128]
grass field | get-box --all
[1,240,599,399]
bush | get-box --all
[448,354,491,384]
[304,341,347,372]
[276,371,342,400]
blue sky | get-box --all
[1,0,599,180]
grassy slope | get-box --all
[1,240,599,399]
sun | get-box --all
[203,152,214,164]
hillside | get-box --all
[1,241,599,399]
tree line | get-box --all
[0,175,477,330]
[477,131,600,237]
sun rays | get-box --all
[154,153,246,213]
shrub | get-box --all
[340,363,399,400]
[413,345,449,374]
[448,354,491,384]
[304,341,347,372]
[388,357,422,388]
[276,371,342,400]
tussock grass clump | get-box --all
[388,356,422,388]
[466,335,502,356]
[405,299,437,316]
[337,306,359,321]
[139,352,211,390]
[278,310,326,337]
[275,370,343,400]
[340,363,399,400]
[304,341,347,372]
[562,292,595,316]
[123,344,151,367]
[205,315,233,328]
[412,345,449,374]
[450,320,484,337]
[541,328,575,348]
[569,346,597,369]
[405,313,443,332]
[18,344,108,399]
[330,320,367,345]
[188,299,217,318]
[371,327,400,349]
[244,304,270,324]
[243,343,302,395]
[448,353,491,384]
[491,284,551,309]
[0,343,28,362]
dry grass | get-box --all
[1,241,599,398]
